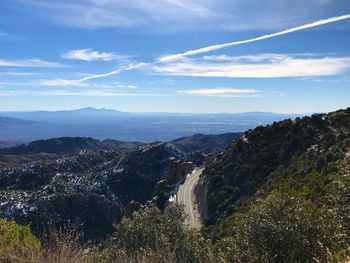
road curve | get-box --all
[177,167,204,228]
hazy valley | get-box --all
[0,108,300,143]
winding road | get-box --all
[176,167,204,228]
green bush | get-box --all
[0,218,41,260]
[216,192,347,263]
[93,204,214,263]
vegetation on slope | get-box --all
[215,167,350,262]
[171,133,242,155]
[202,108,350,225]
[199,108,350,261]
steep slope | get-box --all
[200,108,350,228]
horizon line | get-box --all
[0,106,320,115]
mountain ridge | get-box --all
[198,107,350,238]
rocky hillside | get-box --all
[0,141,194,241]
[0,131,247,241]
[199,108,350,235]
[170,133,242,155]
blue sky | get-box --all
[0,0,350,113]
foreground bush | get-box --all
[0,218,41,262]
[216,190,350,263]
[93,204,214,263]
[0,219,86,263]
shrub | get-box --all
[0,219,87,263]
[93,204,214,263]
[217,192,346,263]
[0,219,41,261]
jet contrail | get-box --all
[159,13,350,62]
[78,14,350,81]
[77,62,149,82]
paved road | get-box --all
[177,167,204,228]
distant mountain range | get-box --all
[0,116,37,127]
[0,107,304,142]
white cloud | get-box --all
[178,88,260,97]
[0,32,7,37]
[15,0,348,32]
[62,48,127,61]
[37,79,89,87]
[115,83,138,89]
[0,71,39,76]
[154,54,350,78]
[299,76,350,83]
[0,91,16,96]
[0,58,64,68]
[32,90,168,97]
[32,90,124,97]
[17,0,218,30]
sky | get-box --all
[0,0,350,113]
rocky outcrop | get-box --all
[164,157,194,185]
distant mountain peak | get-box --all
[75,107,123,113]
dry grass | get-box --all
[40,225,87,263]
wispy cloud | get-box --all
[0,58,64,68]
[14,0,347,33]
[61,14,350,82]
[0,79,138,91]
[154,54,350,78]
[37,79,89,87]
[0,31,7,37]
[159,13,350,62]
[16,0,219,30]
[178,88,260,97]
[299,76,350,83]
[0,71,40,76]
[32,90,125,97]
[0,88,166,97]
[62,48,128,61]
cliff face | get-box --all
[165,157,194,185]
